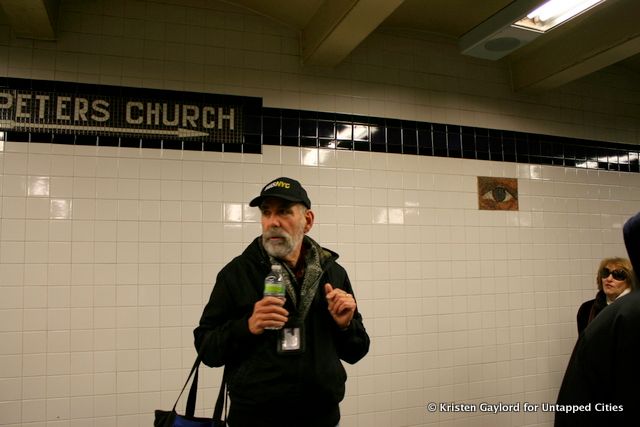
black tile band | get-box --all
[250,108,639,173]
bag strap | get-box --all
[185,361,200,416]
[174,353,227,421]
[212,368,227,421]
[172,354,202,412]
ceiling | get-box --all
[1,0,640,93]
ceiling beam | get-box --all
[302,0,405,67]
[510,0,640,92]
[0,0,59,40]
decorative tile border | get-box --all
[250,108,640,173]
[1,78,638,172]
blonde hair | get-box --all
[596,257,636,291]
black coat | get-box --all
[194,236,370,427]
[555,291,640,426]
[576,290,607,335]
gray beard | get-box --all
[262,228,302,259]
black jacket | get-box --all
[555,291,640,426]
[194,236,370,427]
[576,290,607,335]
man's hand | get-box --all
[324,283,356,330]
[248,297,289,334]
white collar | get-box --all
[607,287,632,304]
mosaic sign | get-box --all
[0,78,260,145]
[478,176,519,210]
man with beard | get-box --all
[194,177,370,427]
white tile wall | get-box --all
[1,1,639,426]
[0,141,637,427]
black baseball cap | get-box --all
[249,177,311,209]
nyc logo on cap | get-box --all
[264,180,291,191]
[250,177,311,208]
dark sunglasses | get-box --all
[600,268,627,281]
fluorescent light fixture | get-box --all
[513,0,606,33]
[459,0,550,60]
[459,0,608,60]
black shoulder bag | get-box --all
[154,353,227,427]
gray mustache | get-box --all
[264,229,290,240]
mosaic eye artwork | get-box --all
[477,177,519,211]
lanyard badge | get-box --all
[277,317,305,354]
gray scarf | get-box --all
[267,236,326,321]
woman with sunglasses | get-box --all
[576,257,635,335]
[555,213,640,426]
